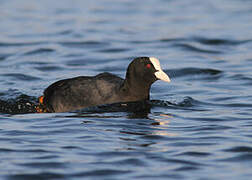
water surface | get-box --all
[1,0,252,179]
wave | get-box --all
[166,67,222,79]
[0,94,201,115]
[0,94,38,114]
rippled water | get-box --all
[1,0,252,179]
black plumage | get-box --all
[42,57,170,112]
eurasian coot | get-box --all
[39,57,170,112]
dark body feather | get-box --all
[42,57,162,112]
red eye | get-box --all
[146,64,151,69]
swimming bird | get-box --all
[39,57,170,112]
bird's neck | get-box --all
[121,78,151,101]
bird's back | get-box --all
[43,73,123,112]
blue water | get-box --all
[1,0,252,179]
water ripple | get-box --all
[23,48,55,55]
[224,146,252,153]
[220,154,252,162]
[0,41,46,47]
[194,37,252,46]
[167,67,222,79]
[173,43,222,54]
[72,169,131,178]
[18,162,66,168]
[97,47,130,53]
[7,172,65,180]
[1,73,41,81]
[35,65,63,72]
[0,53,11,61]
[178,151,211,157]
[59,41,109,49]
